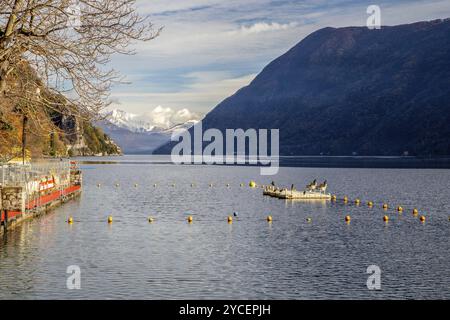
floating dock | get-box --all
[263,187,331,200]
[0,160,82,234]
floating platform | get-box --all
[263,187,331,200]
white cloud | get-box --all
[110,72,257,114]
[110,0,450,116]
[143,106,200,128]
[230,22,298,35]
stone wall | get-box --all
[0,187,25,212]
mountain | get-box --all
[98,109,198,154]
[155,19,450,156]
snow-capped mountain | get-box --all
[99,109,200,154]
[105,109,160,133]
[105,109,198,134]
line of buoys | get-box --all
[108,216,113,224]
[266,216,273,222]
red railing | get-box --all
[1,185,81,223]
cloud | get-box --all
[230,22,298,35]
[110,72,257,115]
[144,106,200,128]
[110,0,450,116]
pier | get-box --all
[0,160,82,234]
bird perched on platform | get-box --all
[318,180,328,193]
[306,179,317,191]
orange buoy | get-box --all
[187,216,193,223]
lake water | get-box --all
[0,155,449,299]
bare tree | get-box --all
[0,0,160,160]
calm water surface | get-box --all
[0,156,449,299]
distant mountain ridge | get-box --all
[155,19,450,156]
[98,109,199,154]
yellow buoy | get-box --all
[306,218,312,223]
[345,215,351,223]
[343,196,348,203]
[187,216,193,223]
[227,216,233,223]
[383,204,388,210]
[383,215,389,222]
[331,195,337,201]
[355,199,361,205]
[413,208,419,216]
[420,216,426,223]
[397,206,403,213]
[267,216,273,222]
[249,181,257,188]
[68,217,74,224]
[368,201,374,207]
[108,216,113,224]
[148,217,154,223]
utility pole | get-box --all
[22,114,28,165]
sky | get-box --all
[108,0,450,125]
